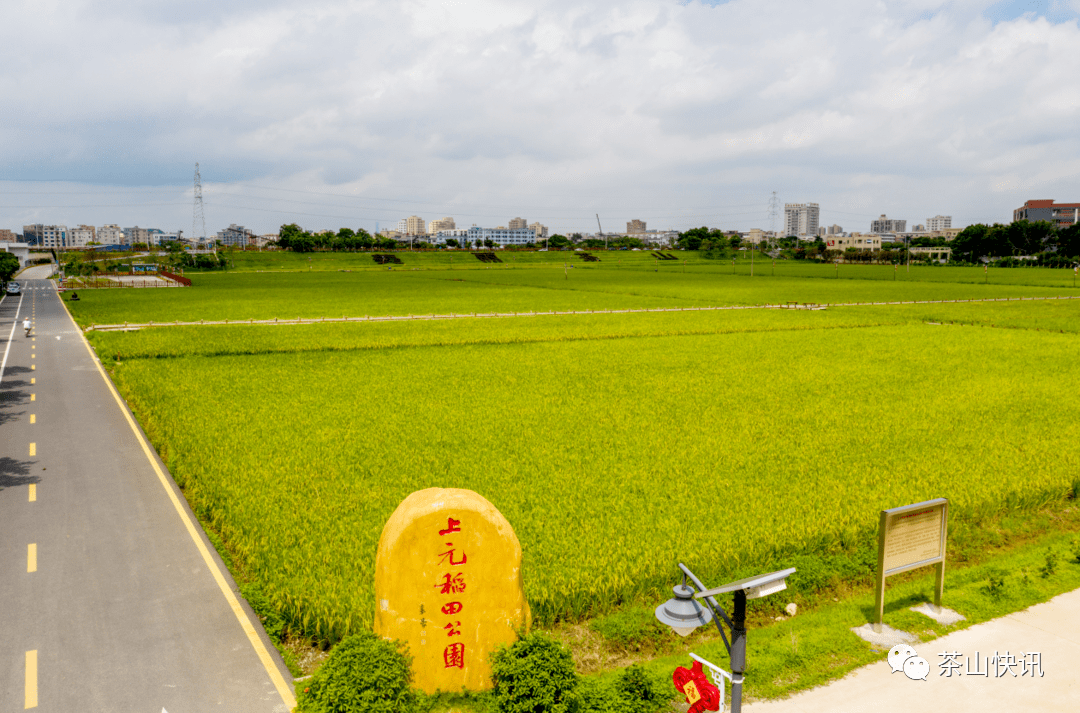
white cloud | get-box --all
[0,0,1078,234]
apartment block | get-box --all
[784,204,820,237]
[69,225,96,247]
[871,215,907,233]
[23,224,68,247]
[627,219,647,234]
[926,215,952,231]
[508,217,527,230]
[217,224,255,247]
[403,214,427,234]
[428,217,456,234]
[528,222,549,239]
[1013,199,1080,228]
[97,224,124,245]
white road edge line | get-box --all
[56,286,298,710]
[0,291,24,385]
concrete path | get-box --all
[746,588,1080,712]
[1,267,295,711]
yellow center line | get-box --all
[27,544,37,573]
[29,443,36,457]
[29,484,36,502]
[31,365,35,370]
[31,378,35,384]
[30,414,35,424]
[25,650,37,709]
[30,394,35,401]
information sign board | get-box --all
[874,498,948,631]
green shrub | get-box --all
[588,608,667,650]
[611,666,668,713]
[297,631,413,713]
[490,633,580,713]
[578,666,669,713]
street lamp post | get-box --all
[655,564,795,713]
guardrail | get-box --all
[160,271,192,286]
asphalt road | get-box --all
[1,267,294,711]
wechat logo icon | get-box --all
[888,644,930,681]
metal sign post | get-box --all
[874,498,948,632]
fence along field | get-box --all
[108,313,1080,644]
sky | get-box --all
[1,0,1078,237]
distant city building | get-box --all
[216,224,255,247]
[784,204,820,237]
[1013,200,1080,228]
[627,219,647,234]
[428,217,456,234]
[871,215,906,233]
[402,216,426,235]
[926,215,952,231]
[508,217,527,230]
[23,224,68,247]
[826,224,843,235]
[826,233,882,251]
[912,224,927,232]
[122,226,153,245]
[66,225,96,247]
[96,225,124,245]
[0,229,17,242]
[528,222,549,239]
[466,226,535,246]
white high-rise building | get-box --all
[784,203,820,237]
[926,215,952,231]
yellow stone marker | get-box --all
[375,488,530,694]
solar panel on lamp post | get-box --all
[655,564,796,713]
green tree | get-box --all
[0,251,20,282]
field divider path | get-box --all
[82,293,1080,332]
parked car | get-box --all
[6,282,20,295]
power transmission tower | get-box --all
[767,191,781,249]
[192,163,206,246]
[767,191,780,236]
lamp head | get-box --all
[655,584,713,637]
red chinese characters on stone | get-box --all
[436,516,470,671]
[672,661,720,713]
[435,573,466,594]
[439,517,462,536]
[438,545,468,566]
[444,642,465,669]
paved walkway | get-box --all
[1,267,294,711]
[746,588,1080,712]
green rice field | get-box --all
[67,251,1080,328]
[84,259,1080,643]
